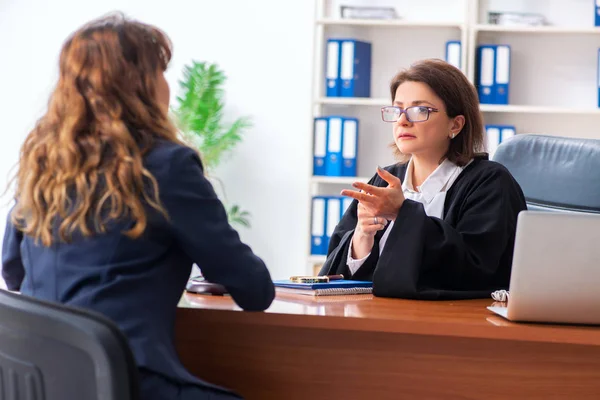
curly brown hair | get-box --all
[11,13,184,246]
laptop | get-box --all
[487,211,600,325]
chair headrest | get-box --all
[493,134,600,213]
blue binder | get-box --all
[339,39,372,98]
[313,117,328,176]
[486,124,516,158]
[500,125,516,143]
[595,0,600,26]
[310,196,327,255]
[477,45,496,104]
[325,117,343,176]
[485,125,501,158]
[325,196,341,251]
[325,39,342,97]
[341,197,353,218]
[597,48,600,108]
[341,118,358,176]
[445,40,461,70]
[494,45,511,105]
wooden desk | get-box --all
[175,293,600,400]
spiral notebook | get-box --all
[274,279,372,296]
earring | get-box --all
[450,133,456,139]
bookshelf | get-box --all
[307,0,600,274]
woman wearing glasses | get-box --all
[319,59,527,300]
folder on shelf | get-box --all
[486,125,516,158]
[445,40,461,70]
[494,45,511,105]
[325,196,341,252]
[500,126,516,142]
[477,45,496,104]
[595,0,600,27]
[340,39,372,98]
[310,196,327,255]
[342,197,353,217]
[326,39,342,97]
[597,48,600,108]
[341,118,358,176]
[325,117,343,176]
[313,117,328,176]
[485,125,501,158]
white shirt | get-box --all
[346,158,469,275]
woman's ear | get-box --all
[449,115,465,138]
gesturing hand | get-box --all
[355,202,387,239]
[341,167,405,221]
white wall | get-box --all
[0,0,316,282]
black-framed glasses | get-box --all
[381,106,439,123]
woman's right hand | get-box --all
[351,202,387,259]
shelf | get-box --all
[316,97,389,106]
[317,18,464,29]
[474,24,600,35]
[311,176,370,184]
[480,104,600,115]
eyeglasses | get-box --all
[381,106,439,123]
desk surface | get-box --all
[177,292,600,399]
[178,292,600,347]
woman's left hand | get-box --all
[341,167,405,221]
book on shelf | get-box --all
[274,279,372,296]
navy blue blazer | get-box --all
[1,140,275,392]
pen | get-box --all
[326,274,344,281]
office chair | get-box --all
[493,134,600,213]
[0,289,139,400]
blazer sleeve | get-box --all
[374,166,526,300]
[161,146,275,311]
[2,208,25,291]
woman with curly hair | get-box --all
[1,13,273,400]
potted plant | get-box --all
[172,61,251,228]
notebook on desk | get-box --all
[487,211,600,325]
[274,280,372,296]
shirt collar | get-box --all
[402,158,463,203]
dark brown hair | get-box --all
[389,58,484,166]
[11,12,185,246]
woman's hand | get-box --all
[341,167,405,221]
[351,202,386,259]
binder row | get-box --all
[325,39,372,97]
[313,116,358,177]
[311,196,353,255]
[485,124,515,159]
[476,44,511,105]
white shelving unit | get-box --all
[307,0,600,274]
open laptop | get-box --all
[487,211,600,325]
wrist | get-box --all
[351,231,374,259]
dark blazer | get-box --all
[2,139,275,396]
[320,156,527,300]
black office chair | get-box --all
[493,134,600,213]
[0,289,139,400]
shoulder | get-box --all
[455,156,524,198]
[463,157,517,183]
[145,139,200,167]
[144,139,203,180]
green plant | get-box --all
[172,61,252,228]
